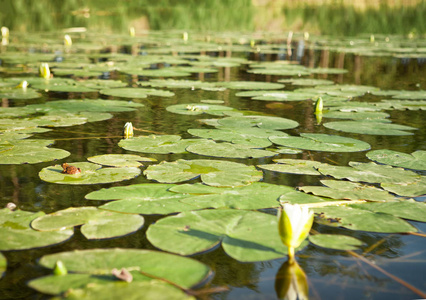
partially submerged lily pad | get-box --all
[39,162,141,185]
[31,207,144,239]
[366,149,426,171]
[87,154,156,167]
[144,159,263,187]
[0,209,73,251]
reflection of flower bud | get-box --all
[275,260,309,300]
[39,63,51,79]
[123,122,134,139]
[64,34,72,47]
[278,204,313,262]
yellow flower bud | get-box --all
[314,97,323,114]
[123,122,134,138]
[39,63,51,79]
[16,81,28,89]
[129,27,135,37]
[64,34,72,47]
[1,26,9,38]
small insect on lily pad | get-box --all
[144,159,263,187]
[39,162,141,185]
[31,207,144,240]
[269,133,371,152]
[87,154,156,168]
[324,120,416,135]
[36,248,211,290]
[147,209,305,262]
[0,209,73,251]
[309,234,364,250]
[366,149,426,171]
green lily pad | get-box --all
[0,139,70,164]
[78,79,127,90]
[52,68,104,77]
[188,127,288,148]
[269,133,370,152]
[381,177,426,197]
[324,120,416,135]
[279,78,334,86]
[140,79,217,90]
[309,234,364,250]
[0,209,73,251]
[28,99,144,113]
[31,207,144,240]
[391,90,426,100]
[309,67,348,74]
[323,110,390,120]
[147,209,299,262]
[87,183,198,215]
[39,162,141,185]
[215,81,284,90]
[350,200,426,222]
[258,159,328,175]
[313,206,417,233]
[31,81,98,93]
[121,68,191,77]
[376,100,426,110]
[31,114,88,127]
[0,252,6,278]
[217,115,299,130]
[37,248,211,289]
[299,180,396,201]
[87,154,156,167]
[100,88,174,98]
[186,140,277,159]
[118,135,204,154]
[166,103,236,116]
[144,159,263,187]
[317,162,422,184]
[236,90,317,102]
[0,87,41,99]
[366,149,426,171]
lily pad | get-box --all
[28,99,144,113]
[87,154,156,167]
[215,81,284,90]
[217,115,299,130]
[0,253,5,278]
[186,140,277,159]
[299,180,396,201]
[309,234,364,250]
[0,87,41,99]
[0,209,73,251]
[121,68,191,77]
[324,120,416,135]
[31,207,144,239]
[269,133,370,152]
[100,88,174,98]
[258,159,328,175]
[380,177,426,197]
[118,135,204,154]
[37,248,211,289]
[147,209,299,262]
[188,127,288,148]
[140,79,217,90]
[366,149,426,171]
[0,139,70,164]
[313,206,417,233]
[144,159,263,187]
[39,162,141,185]
[166,103,236,116]
[317,162,422,184]
[350,200,426,222]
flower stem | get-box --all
[288,246,295,263]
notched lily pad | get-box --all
[87,154,156,167]
[39,162,141,185]
[366,149,426,171]
[31,207,144,239]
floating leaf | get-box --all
[118,135,204,154]
[37,248,211,289]
[31,207,144,239]
[140,79,217,90]
[39,162,141,185]
[258,159,328,175]
[144,159,263,187]
[313,206,417,233]
[215,81,284,90]
[366,149,426,171]
[147,209,299,262]
[217,115,299,130]
[166,103,236,116]
[0,139,70,164]
[121,68,191,77]
[279,78,334,86]
[324,120,416,135]
[186,140,277,159]
[79,79,127,90]
[299,180,396,201]
[0,209,73,251]
[100,88,174,98]
[309,234,364,250]
[350,200,426,222]
[269,133,370,152]
[380,177,426,197]
[0,253,6,278]
[188,127,288,148]
[236,90,317,102]
[0,87,41,99]
[87,154,156,167]
[28,99,144,113]
[317,162,421,184]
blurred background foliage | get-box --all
[0,0,424,35]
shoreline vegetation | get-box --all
[0,0,425,36]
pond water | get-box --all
[0,30,425,299]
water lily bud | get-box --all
[304,31,309,41]
[16,80,28,89]
[64,34,72,47]
[182,31,188,42]
[39,63,51,79]
[129,27,135,37]
[53,260,68,275]
[1,26,9,38]
[123,122,134,138]
[314,97,323,114]
[275,260,309,300]
[370,34,375,43]
[278,204,314,262]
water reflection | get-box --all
[275,260,309,300]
